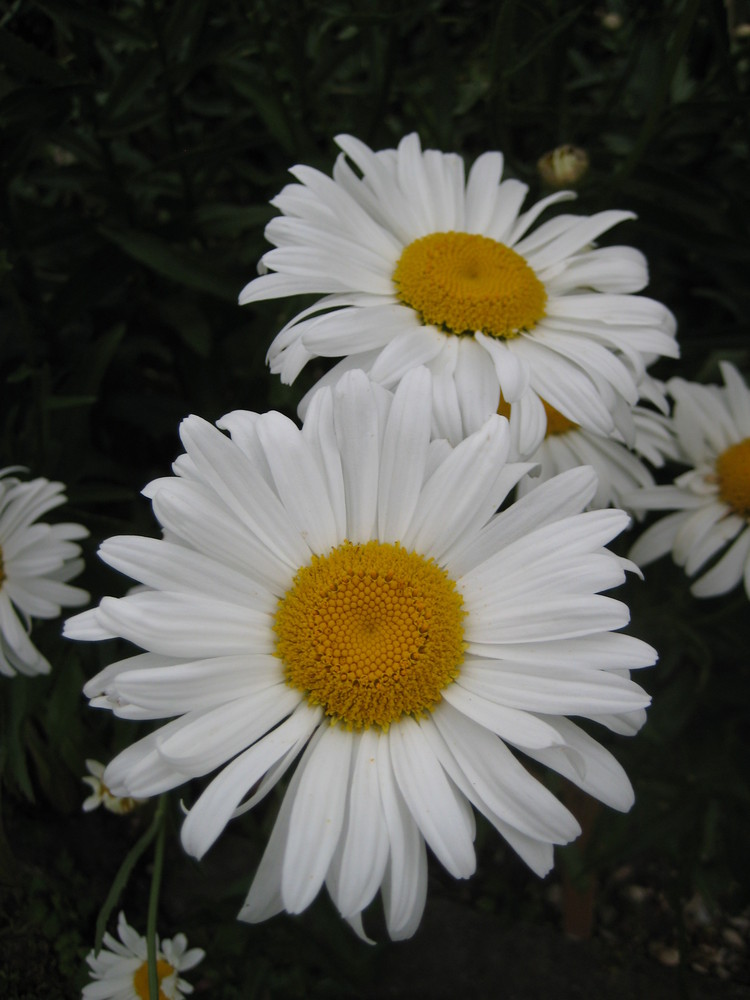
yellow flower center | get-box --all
[716,437,750,517]
[497,395,579,437]
[133,958,174,1000]
[275,540,466,730]
[393,231,547,339]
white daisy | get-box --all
[509,397,678,511]
[82,759,145,815]
[239,132,678,455]
[83,911,204,1000]
[0,468,88,676]
[627,362,750,598]
[66,369,654,941]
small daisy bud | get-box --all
[537,144,590,188]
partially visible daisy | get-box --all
[66,369,654,941]
[508,397,678,511]
[627,362,750,598]
[0,468,88,676]
[240,132,678,454]
[82,759,145,815]
[83,911,204,1000]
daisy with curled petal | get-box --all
[82,759,145,815]
[240,132,678,455]
[83,911,204,1000]
[66,368,654,941]
[507,396,679,512]
[0,468,89,676]
[627,362,750,599]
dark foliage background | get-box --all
[1,1,749,997]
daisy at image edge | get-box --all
[0,468,88,676]
[83,911,203,1000]
[627,361,750,598]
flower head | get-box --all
[82,759,145,815]
[67,369,654,940]
[83,911,204,1000]
[0,468,88,676]
[240,133,678,456]
[627,362,750,598]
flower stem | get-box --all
[146,795,167,999]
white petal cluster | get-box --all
[240,133,678,456]
[0,469,89,676]
[517,403,678,512]
[82,759,145,815]
[67,370,653,940]
[627,362,750,598]
[83,911,203,1000]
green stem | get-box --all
[94,798,162,953]
[146,795,168,1000]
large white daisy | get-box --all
[0,468,89,676]
[66,369,654,941]
[83,911,204,1000]
[627,362,750,598]
[240,132,678,455]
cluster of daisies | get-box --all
[4,133,750,994]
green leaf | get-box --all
[97,226,241,301]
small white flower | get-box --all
[0,468,88,676]
[67,369,654,940]
[82,759,145,815]
[627,362,750,598]
[240,133,678,455]
[83,911,204,1000]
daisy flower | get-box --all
[240,132,678,455]
[66,369,654,941]
[627,362,750,598]
[82,759,145,815]
[508,397,678,511]
[83,911,204,1000]
[0,468,88,676]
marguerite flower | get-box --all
[83,911,204,1000]
[627,362,750,598]
[82,759,145,815]
[508,397,678,511]
[240,133,678,455]
[66,369,654,941]
[0,468,88,676]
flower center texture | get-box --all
[275,540,466,730]
[133,958,174,1000]
[716,437,750,517]
[497,395,578,437]
[393,231,547,339]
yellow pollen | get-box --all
[715,437,750,517]
[393,231,547,339]
[133,958,174,1000]
[497,395,579,437]
[275,540,466,730]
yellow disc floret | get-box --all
[275,540,466,730]
[133,959,175,1000]
[716,437,750,517]
[393,231,547,339]
[541,398,579,437]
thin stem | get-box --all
[94,798,163,952]
[146,795,168,1000]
